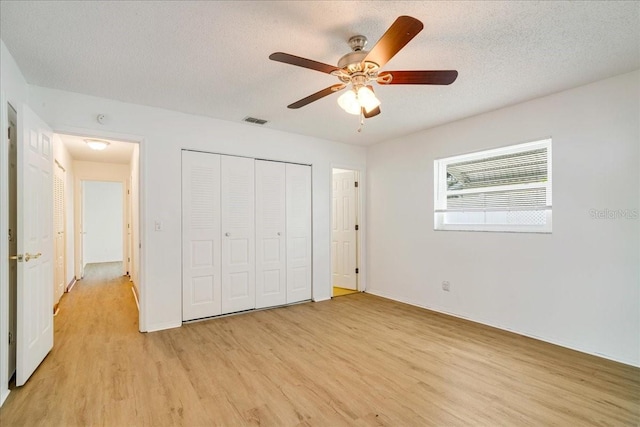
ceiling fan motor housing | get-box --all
[338,35,381,79]
[337,51,369,70]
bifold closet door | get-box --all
[286,163,312,303]
[255,161,287,309]
[182,151,222,321]
[221,155,256,314]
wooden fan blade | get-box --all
[363,85,381,118]
[269,52,339,74]
[362,16,423,68]
[378,70,458,85]
[287,84,346,109]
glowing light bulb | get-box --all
[337,89,361,115]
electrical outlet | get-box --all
[442,281,450,292]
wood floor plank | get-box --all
[1,261,638,426]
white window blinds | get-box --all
[434,139,552,233]
[445,147,549,211]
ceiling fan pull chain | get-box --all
[357,110,364,133]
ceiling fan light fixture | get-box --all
[84,139,110,151]
[357,86,381,113]
[337,89,361,115]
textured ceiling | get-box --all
[1,1,639,146]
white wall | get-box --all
[82,181,123,264]
[28,85,368,332]
[0,40,29,406]
[366,70,640,367]
[73,161,130,278]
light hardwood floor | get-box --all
[333,286,358,297]
[1,263,638,426]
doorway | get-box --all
[81,180,124,272]
[331,168,360,297]
[2,118,143,391]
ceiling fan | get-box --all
[269,15,458,123]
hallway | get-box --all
[1,262,139,425]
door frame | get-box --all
[52,126,146,332]
[330,164,365,293]
[1,93,12,404]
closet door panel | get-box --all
[286,164,312,303]
[221,155,256,314]
[255,160,286,308]
[182,151,222,320]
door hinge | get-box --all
[8,332,13,345]
[127,190,130,195]
[355,224,359,231]
[355,181,359,188]
[355,268,359,274]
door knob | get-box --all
[225,232,230,237]
[24,252,41,262]
[277,232,281,236]
[9,254,23,262]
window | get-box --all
[434,138,552,233]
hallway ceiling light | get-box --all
[84,139,110,151]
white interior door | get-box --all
[8,105,18,379]
[331,170,357,290]
[16,105,54,386]
[286,163,312,303]
[255,160,286,309]
[221,155,255,314]
[53,163,65,303]
[182,151,222,321]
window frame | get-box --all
[434,138,552,233]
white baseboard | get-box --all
[130,286,139,311]
[365,288,639,368]
[0,389,9,407]
[65,277,77,292]
[146,321,182,333]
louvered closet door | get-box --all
[255,160,286,309]
[286,164,312,303]
[182,151,222,321]
[221,155,256,314]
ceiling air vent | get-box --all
[243,116,269,125]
